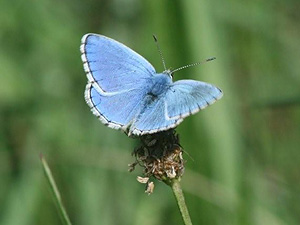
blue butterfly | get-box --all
[80,33,223,136]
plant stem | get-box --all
[40,154,72,225]
[169,179,193,225]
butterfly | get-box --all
[80,33,223,136]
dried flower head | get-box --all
[130,129,185,191]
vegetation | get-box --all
[1,0,299,224]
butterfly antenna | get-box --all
[171,57,216,74]
[153,34,167,71]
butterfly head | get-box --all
[162,69,173,79]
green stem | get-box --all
[40,154,72,225]
[168,179,193,225]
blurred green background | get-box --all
[1,0,300,224]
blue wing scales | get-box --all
[85,83,149,130]
[81,34,155,130]
[129,95,182,136]
[130,80,223,135]
[81,34,155,93]
[81,33,223,135]
[165,80,223,120]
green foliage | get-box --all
[0,0,299,224]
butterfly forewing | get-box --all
[165,80,223,120]
[81,34,155,92]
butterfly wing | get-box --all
[130,79,223,135]
[85,83,150,130]
[81,34,155,130]
[165,80,223,119]
[129,94,182,136]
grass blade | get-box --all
[40,154,72,225]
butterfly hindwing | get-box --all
[85,83,151,130]
[129,94,183,135]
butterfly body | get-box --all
[148,72,172,97]
[81,33,223,136]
